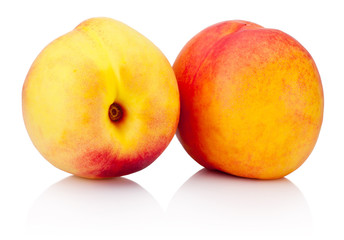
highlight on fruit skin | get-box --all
[173,20,323,179]
[22,17,180,179]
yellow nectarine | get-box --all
[22,17,179,179]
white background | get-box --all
[1,0,343,239]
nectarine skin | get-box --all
[174,20,323,179]
[22,18,179,179]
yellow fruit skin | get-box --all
[22,17,179,179]
[173,21,323,179]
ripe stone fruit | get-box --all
[22,17,179,179]
[174,20,324,179]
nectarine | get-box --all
[174,20,323,179]
[22,17,179,179]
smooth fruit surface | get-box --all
[174,20,323,179]
[22,17,179,179]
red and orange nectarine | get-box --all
[174,20,323,179]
